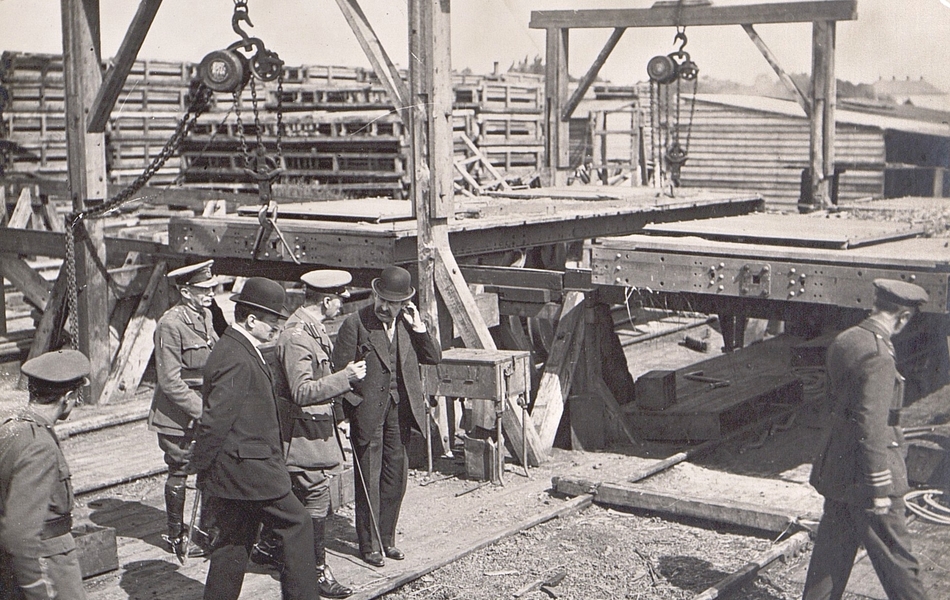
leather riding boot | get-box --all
[250,526,282,569]
[313,518,352,599]
[162,478,186,550]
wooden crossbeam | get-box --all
[8,188,35,230]
[433,245,496,350]
[88,0,164,133]
[562,28,625,121]
[531,291,586,449]
[0,257,52,311]
[99,262,167,405]
[19,269,69,388]
[529,1,858,29]
[742,24,810,117]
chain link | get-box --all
[64,81,212,360]
[276,71,284,170]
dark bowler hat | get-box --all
[230,277,290,318]
[21,349,91,392]
[873,279,929,308]
[372,266,414,302]
[301,269,351,298]
[168,259,219,288]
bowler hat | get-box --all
[371,266,414,302]
[230,277,289,318]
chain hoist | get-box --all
[198,0,298,263]
[647,27,699,190]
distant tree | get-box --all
[509,55,544,75]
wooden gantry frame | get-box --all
[530,0,857,208]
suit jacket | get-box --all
[148,303,217,435]
[192,326,291,501]
[810,317,909,506]
[332,304,441,447]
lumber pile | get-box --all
[1,51,547,199]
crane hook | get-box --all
[673,28,688,53]
[232,1,254,44]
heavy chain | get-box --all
[64,81,213,358]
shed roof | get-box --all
[694,94,950,138]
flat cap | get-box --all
[168,260,219,288]
[873,279,929,308]
[21,349,91,389]
[301,269,351,298]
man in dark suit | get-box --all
[332,265,441,567]
[803,279,931,600]
[191,277,319,600]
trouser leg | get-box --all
[860,498,930,600]
[203,498,260,600]
[378,399,410,548]
[260,492,319,600]
[802,498,861,600]
[352,426,383,554]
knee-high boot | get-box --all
[163,476,186,551]
[313,518,352,599]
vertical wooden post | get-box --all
[62,0,110,403]
[544,27,570,186]
[807,20,836,211]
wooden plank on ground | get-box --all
[531,290,586,449]
[98,262,166,405]
[553,477,806,534]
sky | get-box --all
[1,0,949,92]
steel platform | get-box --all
[591,207,950,314]
[167,188,763,277]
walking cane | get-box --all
[179,488,201,564]
[335,416,385,560]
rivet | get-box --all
[790,268,796,274]
[718,285,724,291]
[789,291,796,297]
[800,288,806,294]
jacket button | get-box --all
[379,386,386,391]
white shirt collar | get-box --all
[233,323,265,362]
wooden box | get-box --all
[424,348,530,401]
[906,442,950,487]
[635,370,676,411]
[464,435,498,482]
[72,524,118,579]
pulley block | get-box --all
[198,49,250,93]
[251,49,284,82]
[678,59,699,81]
[647,54,678,85]
[666,143,688,165]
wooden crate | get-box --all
[72,524,119,579]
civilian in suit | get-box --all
[191,277,319,600]
[332,265,441,567]
[803,279,931,600]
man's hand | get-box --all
[402,301,426,332]
[870,496,892,515]
[345,360,367,383]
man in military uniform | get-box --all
[147,259,220,559]
[254,270,366,598]
[803,279,931,600]
[192,277,319,600]
[0,349,90,600]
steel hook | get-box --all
[673,29,688,53]
[232,5,254,43]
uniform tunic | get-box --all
[0,409,85,600]
[148,303,218,437]
[803,317,929,600]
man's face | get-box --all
[324,295,344,320]
[373,292,408,324]
[183,285,214,310]
[247,313,283,343]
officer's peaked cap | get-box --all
[873,279,929,308]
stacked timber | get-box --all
[1,51,546,198]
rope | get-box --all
[905,490,950,525]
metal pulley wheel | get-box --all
[666,143,688,165]
[678,59,699,81]
[251,49,284,82]
[647,54,678,84]
[198,49,250,93]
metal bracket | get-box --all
[737,263,771,297]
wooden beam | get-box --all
[0,228,169,261]
[98,262,166,404]
[424,0,454,220]
[741,24,810,117]
[87,0,163,133]
[544,27,570,184]
[529,2,858,29]
[553,477,817,534]
[0,257,52,311]
[807,20,836,210]
[62,0,111,403]
[562,28,625,121]
[531,290,586,449]
[692,531,811,600]
[20,268,69,388]
[8,188,34,230]
[335,0,412,122]
[433,246,495,350]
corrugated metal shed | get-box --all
[648,94,950,206]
